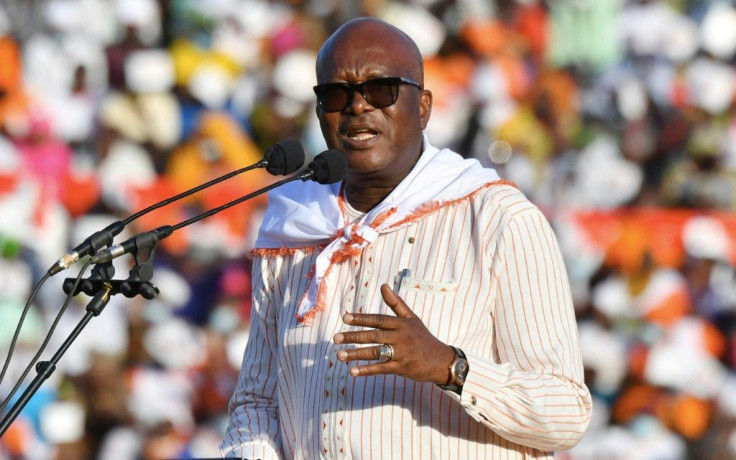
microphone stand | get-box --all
[0,279,115,436]
[0,151,344,435]
[0,239,161,437]
[0,172,301,431]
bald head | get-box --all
[316,18,424,85]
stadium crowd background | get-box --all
[1,0,736,458]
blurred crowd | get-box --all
[1,0,736,459]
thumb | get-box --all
[380,283,415,318]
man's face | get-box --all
[315,32,432,181]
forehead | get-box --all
[317,26,417,83]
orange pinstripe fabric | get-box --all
[221,184,592,459]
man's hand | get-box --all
[333,283,456,385]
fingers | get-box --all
[336,345,383,362]
[380,284,415,318]
[336,347,395,377]
[334,328,390,345]
[332,283,420,379]
[347,363,393,377]
[341,312,401,330]
[338,285,415,332]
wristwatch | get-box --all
[438,346,468,394]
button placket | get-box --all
[325,361,350,458]
[322,353,341,455]
[325,239,372,459]
[357,245,375,309]
[323,341,352,458]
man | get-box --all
[221,17,592,459]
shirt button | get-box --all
[471,395,477,405]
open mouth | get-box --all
[347,128,378,141]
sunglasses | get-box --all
[313,77,422,112]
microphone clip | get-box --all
[120,233,160,299]
[126,232,159,282]
[63,231,163,303]
[63,277,160,303]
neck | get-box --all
[344,181,397,212]
[343,145,423,212]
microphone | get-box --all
[90,149,347,265]
[48,139,306,275]
[48,221,126,276]
[264,138,305,175]
[297,149,347,184]
[90,226,172,265]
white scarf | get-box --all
[255,136,503,323]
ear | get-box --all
[419,89,433,130]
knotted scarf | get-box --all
[254,137,504,323]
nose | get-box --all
[346,88,374,115]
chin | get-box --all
[344,157,375,173]
[342,153,381,173]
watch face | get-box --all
[454,359,469,385]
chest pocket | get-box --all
[395,275,458,295]
[392,274,459,342]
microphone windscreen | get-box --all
[309,150,347,184]
[265,139,305,175]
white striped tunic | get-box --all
[221,184,592,459]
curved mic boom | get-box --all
[91,148,347,265]
[48,139,306,275]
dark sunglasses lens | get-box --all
[316,79,403,112]
[318,86,350,112]
[362,80,399,108]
